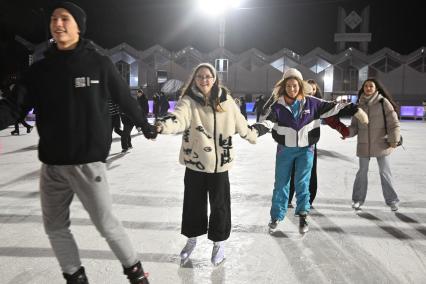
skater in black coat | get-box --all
[159,92,170,116]
[1,83,34,135]
[11,116,34,135]
[252,95,266,122]
[239,96,247,119]
[136,89,149,116]
[0,2,154,283]
[153,93,160,119]
[120,109,135,153]
[109,98,123,136]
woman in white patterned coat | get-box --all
[156,63,270,266]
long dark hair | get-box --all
[307,79,322,99]
[357,78,398,112]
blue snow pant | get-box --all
[270,144,314,221]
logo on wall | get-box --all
[344,11,362,30]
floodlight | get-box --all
[197,0,241,16]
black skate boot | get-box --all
[123,261,150,284]
[299,214,309,234]
[63,266,89,284]
[268,219,280,233]
[352,201,362,210]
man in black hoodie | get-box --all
[0,2,153,283]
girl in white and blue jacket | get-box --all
[156,63,269,266]
[264,68,368,234]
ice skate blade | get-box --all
[180,258,194,268]
[354,208,362,213]
[268,227,278,234]
[299,228,309,234]
[212,257,226,267]
[180,255,190,267]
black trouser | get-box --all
[181,168,231,242]
[14,119,32,132]
[256,112,261,122]
[289,144,318,205]
[121,123,134,150]
[111,114,123,136]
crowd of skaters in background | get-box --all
[0,80,34,135]
[0,2,405,282]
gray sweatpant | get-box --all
[40,162,138,274]
[352,156,399,206]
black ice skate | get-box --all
[299,214,309,234]
[123,261,150,284]
[352,201,362,211]
[390,203,399,211]
[63,266,89,284]
[268,219,280,233]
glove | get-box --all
[354,108,369,125]
[250,122,272,137]
[141,123,158,139]
[324,116,349,139]
[337,124,350,139]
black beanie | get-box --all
[50,2,87,35]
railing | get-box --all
[400,106,425,120]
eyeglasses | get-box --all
[195,75,214,81]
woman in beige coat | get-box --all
[348,78,401,211]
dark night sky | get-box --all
[0,0,424,56]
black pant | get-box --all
[256,112,261,122]
[111,114,123,136]
[121,123,134,150]
[289,144,318,205]
[14,119,32,132]
[181,168,231,242]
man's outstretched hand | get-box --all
[141,123,158,140]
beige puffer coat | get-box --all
[158,87,259,173]
[348,92,400,157]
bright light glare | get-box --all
[197,0,241,16]
[230,0,242,8]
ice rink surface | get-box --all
[1,117,425,283]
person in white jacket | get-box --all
[156,63,270,266]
